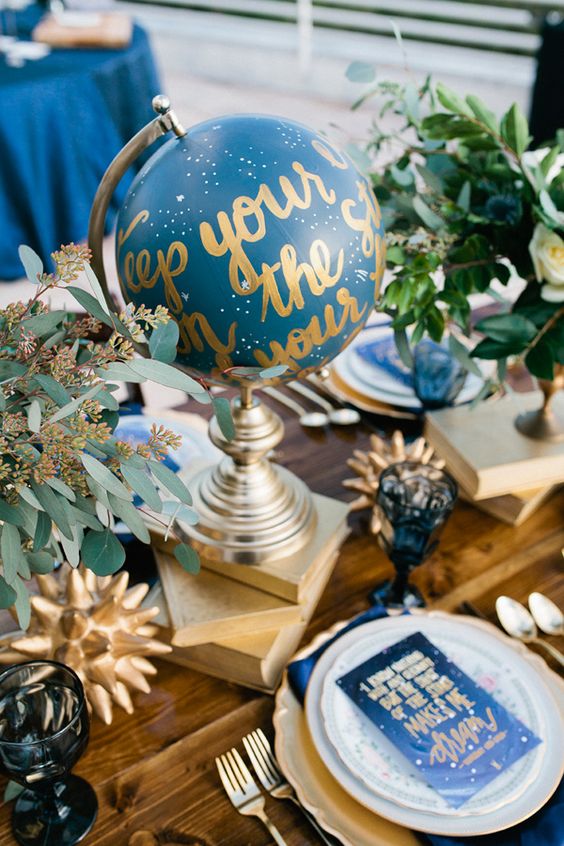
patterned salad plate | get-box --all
[274,611,564,842]
[318,615,545,817]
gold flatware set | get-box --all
[216,728,338,845]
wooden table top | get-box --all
[0,400,562,846]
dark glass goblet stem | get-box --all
[371,462,457,608]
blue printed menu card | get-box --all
[336,632,542,809]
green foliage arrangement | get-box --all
[0,244,227,628]
[347,67,564,385]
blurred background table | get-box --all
[0,8,160,279]
[0,400,561,845]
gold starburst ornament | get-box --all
[0,565,171,724]
[343,430,445,534]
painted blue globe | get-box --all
[116,114,385,385]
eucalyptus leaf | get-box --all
[18,486,43,512]
[212,396,235,441]
[23,311,66,338]
[18,245,43,284]
[86,476,112,510]
[0,575,16,609]
[149,460,192,505]
[415,164,443,194]
[46,476,76,502]
[149,320,180,364]
[412,196,444,231]
[33,511,51,552]
[66,286,115,330]
[47,383,104,424]
[0,500,24,528]
[95,363,145,384]
[120,464,163,512]
[13,576,31,630]
[128,359,210,402]
[174,542,200,574]
[81,529,125,576]
[0,390,5,412]
[31,481,73,540]
[107,494,150,544]
[69,505,104,532]
[84,263,112,316]
[346,61,376,83]
[259,365,289,379]
[0,361,26,383]
[60,524,83,568]
[81,454,133,501]
[27,551,55,575]
[161,501,199,525]
[17,554,31,580]
[33,374,71,406]
[1,523,23,585]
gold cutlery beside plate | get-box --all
[215,748,288,846]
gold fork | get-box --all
[243,729,339,846]
[215,747,288,845]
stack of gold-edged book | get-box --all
[148,493,350,692]
[425,393,564,526]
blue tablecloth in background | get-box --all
[0,10,162,279]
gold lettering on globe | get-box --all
[117,150,383,375]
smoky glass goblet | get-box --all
[372,461,458,608]
[0,661,97,846]
[413,341,466,409]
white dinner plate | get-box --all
[304,613,564,836]
[320,620,544,816]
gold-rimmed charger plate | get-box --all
[273,611,564,845]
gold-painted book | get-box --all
[461,484,559,526]
[155,549,302,647]
[154,493,350,603]
[148,522,348,691]
[425,393,564,500]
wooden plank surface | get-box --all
[0,401,562,845]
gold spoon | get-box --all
[495,596,564,667]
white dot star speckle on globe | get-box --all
[176,194,184,202]
[181,292,190,302]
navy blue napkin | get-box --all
[287,608,563,846]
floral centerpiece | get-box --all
[0,244,233,629]
[347,69,564,387]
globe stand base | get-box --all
[181,391,317,565]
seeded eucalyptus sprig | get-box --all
[0,243,217,628]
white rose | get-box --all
[529,223,564,303]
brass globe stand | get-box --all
[515,365,564,444]
[88,96,326,571]
[184,387,316,564]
